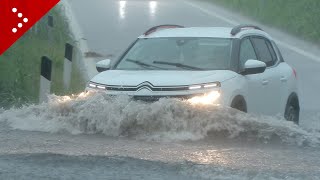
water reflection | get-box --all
[188,150,232,165]
[119,1,157,19]
[149,1,157,16]
[119,1,127,19]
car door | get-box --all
[271,41,293,114]
[250,36,282,115]
[239,37,267,114]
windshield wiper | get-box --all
[153,61,203,70]
[126,59,164,70]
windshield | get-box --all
[115,37,232,70]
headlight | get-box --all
[87,82,106,90]
[188,91,221,105]
[188,82,220,90]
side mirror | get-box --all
[96,59,111,72]
[242,59,266,75]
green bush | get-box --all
[0,5,85,109]
[211,0,320,44]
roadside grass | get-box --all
[0,5,86,109]
[206,0,320,44]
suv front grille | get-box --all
[132,94,201,102]
[90,81,189,92]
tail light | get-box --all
[292,67,297,78]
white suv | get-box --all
[87,24,300,124]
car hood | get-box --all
[90,70,237,86]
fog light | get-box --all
[188,91,220,105]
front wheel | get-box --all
[231,96,247,113]
[284,95,300,124]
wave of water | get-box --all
[0,92,319,146]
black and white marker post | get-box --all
[63,43,73,90]
[39,56,52,103]
[48,15,54,46]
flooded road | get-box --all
[1,93,320,179]
[1,0,320,179]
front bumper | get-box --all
[86,87,221,104]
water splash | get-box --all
[0,92,319,146]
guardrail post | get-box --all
[63,43,73,90]
[39,56,52,103]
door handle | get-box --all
[280,76,287,82]
[262,80,269,85]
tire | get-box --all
[284,94,300,124]
[231,96,247,113]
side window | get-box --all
[266,40,277,62]
[251,37,276,66]
[272,41,284,62]
[239,38,257,67]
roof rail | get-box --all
[230,24,263,36]
[144,24,184,36]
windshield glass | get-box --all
[115,37,232,70]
